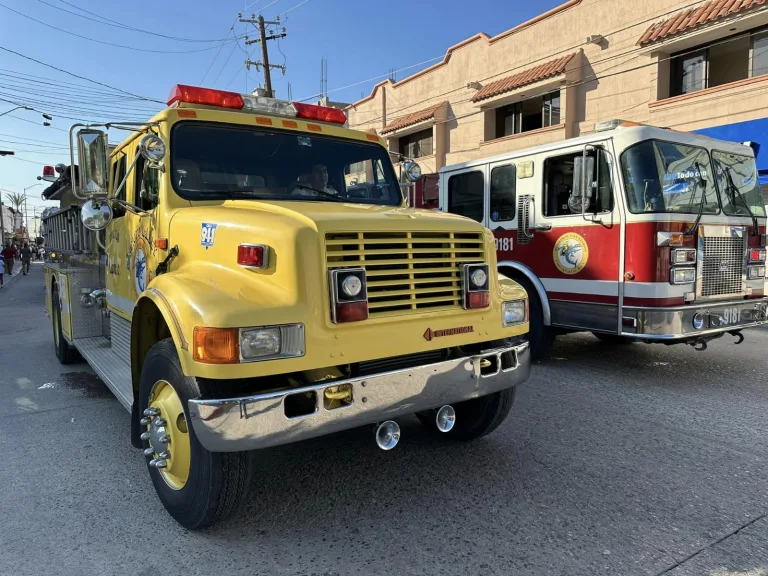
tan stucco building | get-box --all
[346,0,768,176]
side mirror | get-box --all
[76,129,109,197]
[571,152,595,213]
[81,199,113,231]
[402,160,422,183]
[139,134,166,165]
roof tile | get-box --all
[471,53,576,103]
[638,0,768,46]
[380,101,447,135]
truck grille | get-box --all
[701,236,745,297]
[325,231,485,317]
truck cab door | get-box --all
[523,140,623,333]
[441,166,488,225]
[105,148,161,320]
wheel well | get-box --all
[131,298,173,395]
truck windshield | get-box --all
[711,150,766,217]
[170,122,402,206]
[620,140,719,215]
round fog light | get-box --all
[692,312,706,330]
[470,268,487,288]
[341,275,362,298]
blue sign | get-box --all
[201,223,217,250]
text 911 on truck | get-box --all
[42,85,531,529]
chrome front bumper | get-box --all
[188,341,530,452]
[622,298,768,340]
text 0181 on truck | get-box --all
[439,121,768,358]
[42,84,531,529]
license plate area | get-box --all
[708,304,763,328]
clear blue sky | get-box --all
[0,0,563,218]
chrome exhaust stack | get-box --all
[374,420,400,450]
[435,405,456,433]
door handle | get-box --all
[535,224,553,232]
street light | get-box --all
[0,105,33,118]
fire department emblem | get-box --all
[134,247,148,294]
[553,233,589,275]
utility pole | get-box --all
[239,14,286,98]
[0,150,15,246]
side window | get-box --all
[543,150,613,217]
[490,164,516,222]
[135,153,159,211]
[447,171,484,223]
[112,155,127,202]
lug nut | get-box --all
[140,417,151,425]
[154,418,167,427]
[143,408,160,417]
[149,459,167,469]
[159,434,171,444]
[157,451,170,460]
[140,431,151,441]
[143,447,155,457]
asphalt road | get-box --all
[1,263,767,576]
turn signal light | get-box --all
[334,301,368,323]
[749,248,766,262]
[193,327,238,364]
[237,244,268,269]
[465,291,490,309]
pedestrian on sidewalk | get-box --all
[21,243,31,275]
[2,243,15,277]
[0,257,5,286]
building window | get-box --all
[670,30,768,97]
[398,128,433,158]
[494,91,561,139]
[447,171,484,223]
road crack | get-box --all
[654,511,768,575]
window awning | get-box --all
[638,0,768,47]
[694,116,768,171]
[471,53,576,103]
[381,101,448,135]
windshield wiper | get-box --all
[723,168,759,236]
[685,160,708,236]
[292,184,344,201]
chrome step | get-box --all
[73,336,133,412]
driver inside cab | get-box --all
[293,164,339,197]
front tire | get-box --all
[52,285,80,365]
[139,339,251,529]
[516,277,555,360]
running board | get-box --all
[74,337,133,412]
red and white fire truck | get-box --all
[439,121,768,358]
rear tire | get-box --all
[592,332,634,345]
[52,285,80,365]
[139,339,252,529]
[417,388,516,442]
[515,277,555,360]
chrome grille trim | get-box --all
[697,226,746,300]
[325,231,485,317]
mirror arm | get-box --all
[112,198,148,215]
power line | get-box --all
[281,0,312,15]
[0,46,163,103]
[201,23,238,84]
[42,0,235,43]
[6,114,68,132]
[0,2,236,54]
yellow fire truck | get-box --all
[42,85,531,528]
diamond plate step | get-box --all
[74,337,133,412]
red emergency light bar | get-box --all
[166,85,346,125]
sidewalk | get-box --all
[0,261,38,291]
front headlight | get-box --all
[502,300,527,327]
[670,267,696,285]
[239,324,305,362]
[748,265,766,280]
